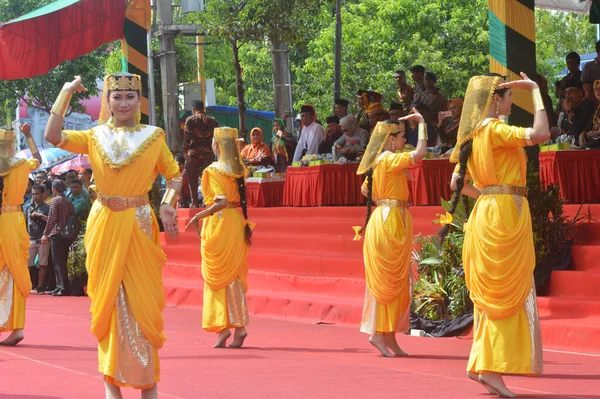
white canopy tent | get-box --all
[535,0,591,13]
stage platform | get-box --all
[162,205,600,355]
[2,296,599,399]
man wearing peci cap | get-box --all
[319,115,343,154]
[410,65,426,103]
[394,70,413,115]
[292,104,325,162]
[561,79,596,146]
[334,98,351,123]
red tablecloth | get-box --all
[407,158,455,206]
[283,164,365,207]
[539,150,600,203]
[246,181,285,207]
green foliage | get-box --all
[536,10,597,87]
[412,197,472,321]
[67,222,87,280]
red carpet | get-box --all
[163,205,600,354]
[2,295,599,399]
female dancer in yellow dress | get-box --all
[444,73,550,397]
[45,74,181,399]
[0,124,41,346]
[354,115,427,357]
[186,127,253,349]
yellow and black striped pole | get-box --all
[489,0,536,127]
[122,0,152,124]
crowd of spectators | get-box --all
[23,168,93,296]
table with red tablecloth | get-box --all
[407,158,455,206]
[246,178,285,207]
[539,150,600,203]
[283,164,365,206]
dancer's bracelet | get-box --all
[26,137,39,154]
[161,188,178,208]
[51,90,73,117]
[532,88,545,113]
[418,122,428,141]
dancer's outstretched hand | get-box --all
[497,72,538,91]
[63,76,88,94]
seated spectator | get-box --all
[293,104,324,162]
[319,116,343,154]
[241,127,272,166]
[421,72,447,123]
[271,118,290,173]
[561,79,596,146]
[175,153,191,208]
[438,98,463,148]
[69,179,91,220]
[26,184,51,293]
[388,102,405,120]
[580,80,600,148]
[334,115,367,161]
[366,92,389,134]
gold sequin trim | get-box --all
[524,128,534,146]
[0,158,27,177]
[377,199,408,208]
[512,194,524,216]
[113,284,155,387]
[0,267,14,329]
[135,205,153,238]
[91,127,163,169]
[481,185,528,197]
[57,131,70,149]
[226,278,249,327]
[524,283,543,374]
[359,286,377,335]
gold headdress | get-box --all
[449,75,503,163]
[357,121,404,174]
[0,129,16,176]
[98,73,143,126]
[214,127,246,178]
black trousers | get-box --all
[185,157,213,202]
[51,235,71,294]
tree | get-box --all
[0,0,109,126]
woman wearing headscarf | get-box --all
[353,111,428,357]
[241,127,272,166]
[45,74,181,399]
[334,114,368,161]
[438,98,463,148]
[579,80,600,148]
[186,127,254,349]
[0,124,41,346]
[443,73,550,397]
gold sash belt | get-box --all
[377,199,409,208]
[226,202,239,208]
[0,205,21,213]
[98,193,150,212]
[480,185,528,197]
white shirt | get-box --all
[293,122,324,162]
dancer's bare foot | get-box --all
[0,329,23,346]
[229,327,248,348]
[479,371,517,398]
[368,335,394,357]
[104,381,123,399]
[213,329,231,348]
[384,334,408,356]
[467,371,498,395]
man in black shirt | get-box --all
[26,184,51,293]
[561,79,596,146]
